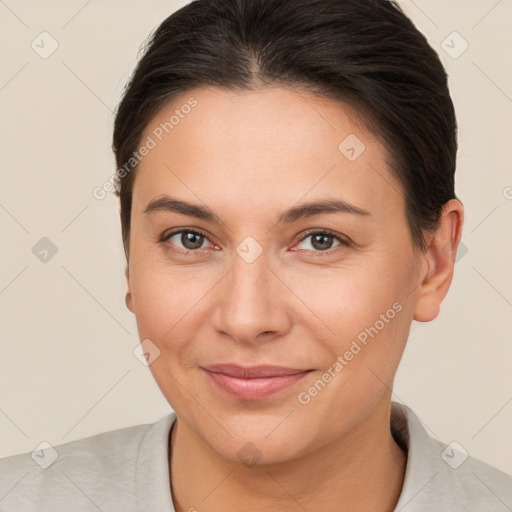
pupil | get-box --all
[313,233,332,251]
[182,232,203,249]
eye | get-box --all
[159,228,349,256]
[160,229,215,253]
[294,230,348,255]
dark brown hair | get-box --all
[112,0,458,259]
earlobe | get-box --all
[125,292,133,312]
[413,250,440,322]
[125,265,134,313]
[413,199,464,322]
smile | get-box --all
[200,364,313,401]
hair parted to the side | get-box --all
[112,0,458,260]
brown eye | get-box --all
[163,230,210,251]
[296,231,347,254]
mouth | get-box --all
[200,364,313,401]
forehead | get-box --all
[133,86,403,220]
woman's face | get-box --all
[126,86,427,463]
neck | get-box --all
[169,399,406,512]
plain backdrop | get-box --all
[1,0,511,475]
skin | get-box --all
[124,86,464,512]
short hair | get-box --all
[112,0,458,259]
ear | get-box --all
[413,199,464,322]
[125,264,134,313]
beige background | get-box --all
[1,0,511,475]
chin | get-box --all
[215,434,307,467]
[195,411,319,466]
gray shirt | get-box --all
[1,402,511,511]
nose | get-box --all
[212,249,291,346]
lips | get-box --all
[202,364,309,378]
[200,364,312,400]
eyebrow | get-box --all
[143,194,371,224]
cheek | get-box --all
[290,256,408,331]
[129,258,218,350]
[287,251,415,385]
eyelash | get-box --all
[159,228,349,256]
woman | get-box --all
[1,0,511,510]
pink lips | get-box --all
[201,364,312,400]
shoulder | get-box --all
[427,434,512,510]
[392,402,512,512]
[0,414,175,512]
